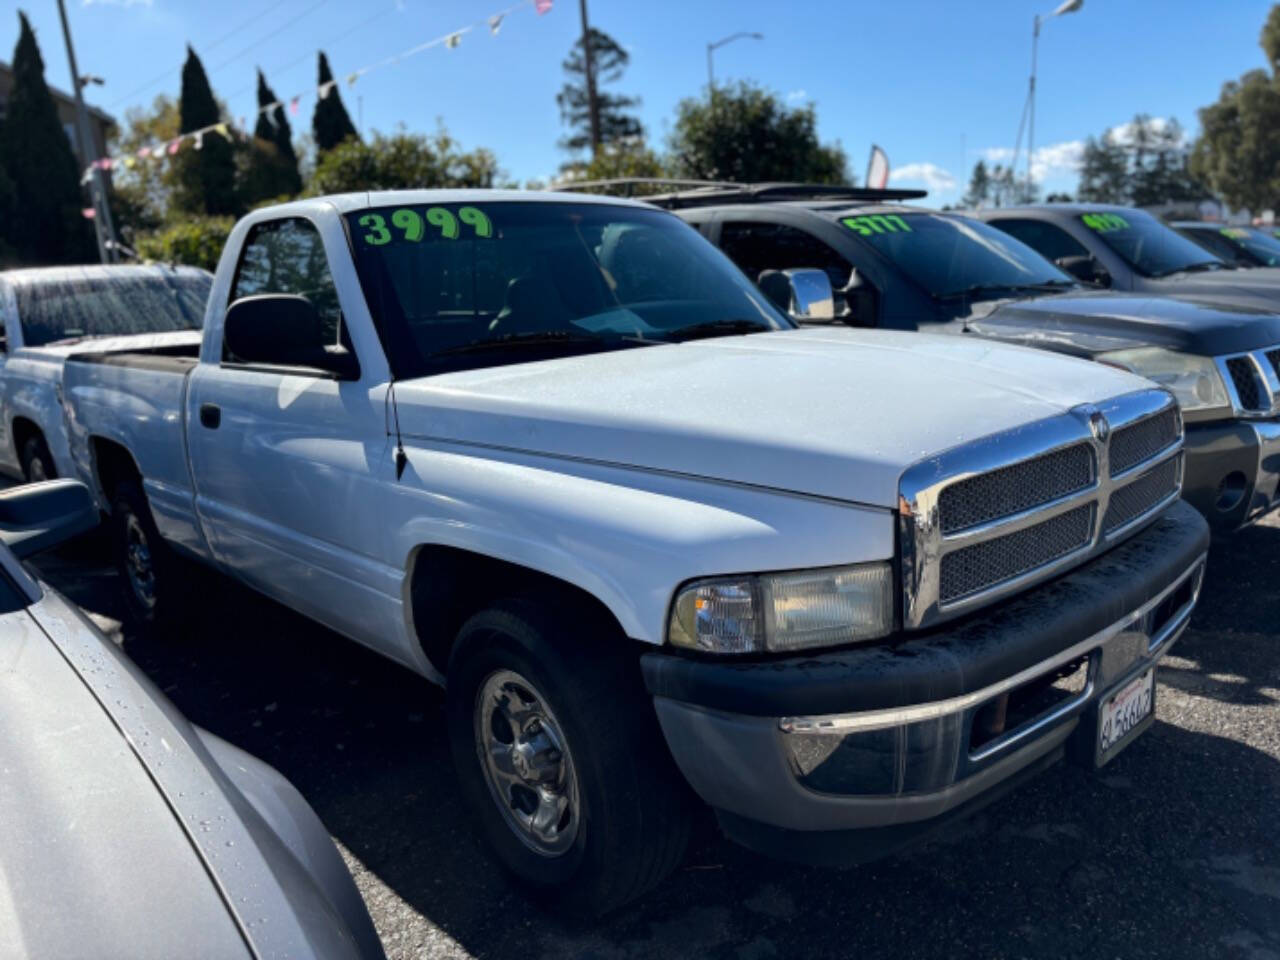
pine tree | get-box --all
[557,28,642,159]
[961,160,992,208]
[242,69,301,204]
[0,12,92,264]
[312,52,358,153]
[172,46,238,216]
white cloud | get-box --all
[980,139,1084,182]
[786,89,808,103]
[1106,116,1186,147]
[890,162,957,193]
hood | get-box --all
[16,329,203,360]
[0,605,249,959]
[1147,268,1280,313]
[973,291,1280,356]
[391,327,1151,508]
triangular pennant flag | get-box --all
[213,123,230,140]
[124,156,137,169]
[445,32,462,49]
[535,0,553,14]
[318,80,336,100]
[346,72,359,86]
[194,132,204,151]
[488,13,504,34]
[264,105,279,129]
[138,146,151,159]
[289,97,300,116]
[81,207,96,220]
[167,139,181,155]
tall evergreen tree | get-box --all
[0,12,92,264]
[173,46,238,216]
[312,52,358,153]
[557,28,642,160]
[961,160,992,208]
[242,69,301,203]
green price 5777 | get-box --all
[842,214,912,236]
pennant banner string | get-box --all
[84,0,551,181]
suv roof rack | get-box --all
[552,178,928,209]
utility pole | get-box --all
[56,0,118,264]
[578,0,600,156]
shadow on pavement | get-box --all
[27,533,1280,960]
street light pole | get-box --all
[56,0,118,264]
[1023,0,1083,192]
[706,31,763,106]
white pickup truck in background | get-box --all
[0,265,210,481]
[61,190,1209,914]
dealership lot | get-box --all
[27,513,1280,960]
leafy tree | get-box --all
[241,70,302,205]
[1045,192,1073,203]
[961,159,991,207]
[557,27,641,159]
[0,12,93,264]
[307,128,500,195]
[106,95,180,241]
[312,52,358,153]
[667,81,849,184]
[988,164,1038,207]
[1080,115,1205,205]
[1191,6,1280,214]
[135,215,234,271]
[172,46,238,216]
[557,141,667,192]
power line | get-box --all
[209,0,333,74]
[107,0,293,108]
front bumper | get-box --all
[641,499,1209,866]
[1184,418,1280,529]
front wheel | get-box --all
[20,434,55,483]
[110,478,192,634]
[446,599,693,917]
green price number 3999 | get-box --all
[359,205,494,246]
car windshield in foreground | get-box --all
[346,201,789,378]
[1078,210,1226,278]
[15,272,210,347]
[839,212,1076,301]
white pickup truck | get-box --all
[61,190,1210,914]
[0,266,210,481]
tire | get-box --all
[110,477,192,634]
[20,434,55,483]
[446,598,693,917]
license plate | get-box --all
[1098,669,1154,760]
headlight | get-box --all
[1098,348,1231,416]
[667,563,894,654]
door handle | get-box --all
[199,403,221,429]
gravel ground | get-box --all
[28,514,1280,960]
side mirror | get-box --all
[1055,254,1110,287]
[757,268,836,323]
[837,268,878,328]
[0,479,97,558]
[224,294,357,379]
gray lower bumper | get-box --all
[1184,418,1280,528]
[651,550,1204,842]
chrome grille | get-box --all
[937,443,1095,534]
[939,505,1094,604]
[899,389,1183,630]
[1103,455,1182,535]
[1268,349,1280,382]
[1108,407,1180,476]
[1225,356,1265,411]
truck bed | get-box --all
[68,341,200,375]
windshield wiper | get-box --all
[933,281,1076,301]
[1151,261,1230,278]
[662,319,775,343]
[428,330,653,360]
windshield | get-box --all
[840,212,1076,299]
[1077,210,1225,277]
[346,201,790,377]
[1207,226,1280,267]
[15,272,209,347]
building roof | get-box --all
[0,59,115,129]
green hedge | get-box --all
[135,215,235,272]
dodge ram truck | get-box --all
[61,190,1209,914]
[0,265,210,481]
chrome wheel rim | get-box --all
[474,669,580,857]
[123,513,157,611]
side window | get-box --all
[991,218,1089,262]
[229,218,344,350]
[719,221,855,291]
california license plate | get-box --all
[1097,669,1154,763]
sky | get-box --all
[4,0,1277,205]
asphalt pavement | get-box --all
[28,514,1280,960]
